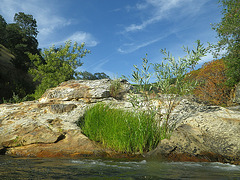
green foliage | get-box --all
[124,54,152,93]
[212,0,240,86]
[77,71,110,80]
[224,44,240,86]
[0,44,36,103]
[123,41,208,141]
[78,103,161,154]
[5,12,39,72]
[2,92,28,104]
[153,40,207,95]
[28,41,90,99]
[0,15,7,45]
[14,12,38,38]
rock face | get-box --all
[0,79,132,158]
[0,79,239,164]
[40,79,112,103]
[234,82,240,104]
[147,107,240,165]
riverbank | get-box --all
[0,79,239,164]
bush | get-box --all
[78,103,162,154]
[28,40,90,99]
[190,59,231,105]
[109,79,123,100]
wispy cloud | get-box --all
[118,37,162,54]
[0,0,72,43]
[118,38,159,54]
[124,0,209,33]
[37,14,72,38]
[0,0,98,48]
[51,31,98,47]
[67,32,98,47]
[118,29,177,54]
[80,52,117,78]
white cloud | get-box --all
[0,0,99,48]
[44,31,98,48]
[0,1,68,32]
[65,31,98,47]
[124,0,209,32]
[118,30,177,54]
[0,0,76,46]
[136,2,149,10]
[118,37,161,54]
[0,0,19,22]
[37,14,72,37]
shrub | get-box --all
[109,79,123,100]
[153,40,207,95]
[28,40,90,99]
[190,59,231,105]
[78,103,162,154]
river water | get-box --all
[0,155,239,179]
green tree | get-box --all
[28,40,90,99]
[0,15,7,45]
[94,72,110,79]
[78,71,110,80]
[14,12,38,38]
[212,0,240,86]
[5,12,39,71]
[77,71,96,80]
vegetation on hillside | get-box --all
[212,0,240,87]
[0,12,40,103]
[189,59,231,106]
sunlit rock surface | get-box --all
[0,79,239,164]
[148,107,240,165]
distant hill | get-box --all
[0,44,16,73]
[0,44,35,102]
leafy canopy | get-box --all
[28,40,90,99]
[3,12,39,71]
[14,12,38,38]
[212,0,240,86]
[77,71,110,80]
[153,40,207,95]
[0,12,40,103]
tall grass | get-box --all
[78,103,161,154]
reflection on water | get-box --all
[0,155,240,179]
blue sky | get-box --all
[0,0,223,78]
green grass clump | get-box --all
[79,103,161,154]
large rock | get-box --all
[5,129,106,158]
[234,82,240,104]
[0,79,132,157]
[39,79,131,103]
[0,79,239,164]
[147,107,240,164]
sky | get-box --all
[0,0,223,79]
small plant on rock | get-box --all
[110,79,123,100]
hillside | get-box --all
[0,44,15,70]
[0,44,34,102]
